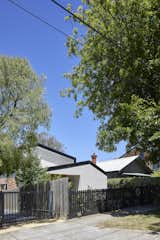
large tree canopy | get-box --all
[0,56,51,175]
[64,0,160,162]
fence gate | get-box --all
[50,178,69,219]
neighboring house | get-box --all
[97,155,152,178]
[0,174,17,191]
[120,146,155,171]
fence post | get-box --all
[50,178,69,219]
[0,192,4,226]
[48,187,53,218]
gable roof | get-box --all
[47,161,107,176]
[37,143,76,162]
[97,155,139,173]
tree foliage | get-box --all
[0,56,51,175]
[37,132,64,152]
[64,0,160,161]
[152,170,160,177]
[16,154,50,186]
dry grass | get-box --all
[99,211,160,232]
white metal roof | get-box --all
[97,155,139,172]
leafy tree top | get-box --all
[63,0,160,162]
[0,56,51,175]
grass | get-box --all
[99,211,160,232]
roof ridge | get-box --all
[97,155,139,163]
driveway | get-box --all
[0,214,160,240]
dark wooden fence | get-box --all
[1,180,159,225]
[0,178,69,226]
[0,190,52,225]
[69,185,160,218]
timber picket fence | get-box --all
[69,185,159,218]
[0,178,69,226]
[0,178,159,226]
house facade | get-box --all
[0,144,107,191]
[47,161,107,190]
[97,155,152,179]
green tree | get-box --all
[0,56,51,175]
[16,153,50,186]
[37,132,64,152]
[63,0,160,162]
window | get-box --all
[0,184,7,191]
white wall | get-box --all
[49,164,107,190]
[34,146,75,166]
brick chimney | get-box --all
[91,153,97,165]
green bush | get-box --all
[108,177,160,189]
[152,170,160,177]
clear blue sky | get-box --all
[1,0,126,161]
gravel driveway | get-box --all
[0,214,160,240]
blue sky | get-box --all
[1,0,126,161]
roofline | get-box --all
[47,161,107,176]
[120,155,153,174]
[98,155,139,173]
[37,143,76,163]
[120,155,140,173]
[105,170,119,173]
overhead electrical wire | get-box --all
[7,0,83,45]
[50,0,119,46]
[50,0,104,37]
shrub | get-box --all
[108,177,160,189]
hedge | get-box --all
[108,177,160,189]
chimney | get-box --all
[91,153,97,165]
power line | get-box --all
[50,0,119,46]
[50,0,104,37]
[7,0,82,45]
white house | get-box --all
[37,144,107,190]
[47,161,107,190]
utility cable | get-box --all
[7,0,83,45]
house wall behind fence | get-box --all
[49,164,107,190]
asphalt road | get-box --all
[0,214,160,240]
